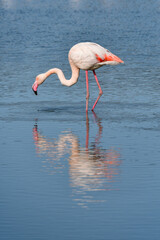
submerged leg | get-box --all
[92,70,103,111]
[86,71,89,112]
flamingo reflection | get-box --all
[33,113,121,199]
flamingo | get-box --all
[32,42,124,111]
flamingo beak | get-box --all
[32,81,38,95]
[107,53,124,63]
[32,89,37,95]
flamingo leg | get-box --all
[92,70,103,111]
[86,70,89,112]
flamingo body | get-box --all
[69,42,122,70]
[32,42,124,111]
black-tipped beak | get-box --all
[32,87,38,95]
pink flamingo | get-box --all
[32,42,124,111]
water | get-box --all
[0,0,160,239]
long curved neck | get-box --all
[37,61,80,87]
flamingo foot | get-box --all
[92,70,103,111]
[92,96,100,111]
[32,82,38,95]
[92,91,103,111]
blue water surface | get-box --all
[0,0,160,239]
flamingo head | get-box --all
[32,73,46,95]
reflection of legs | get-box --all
[86,112,89,149]
[92,111,103,144]
[86,71,89,112]
[86,111,102,150]
[92,70,103,111]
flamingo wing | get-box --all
[69,42,110,70]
